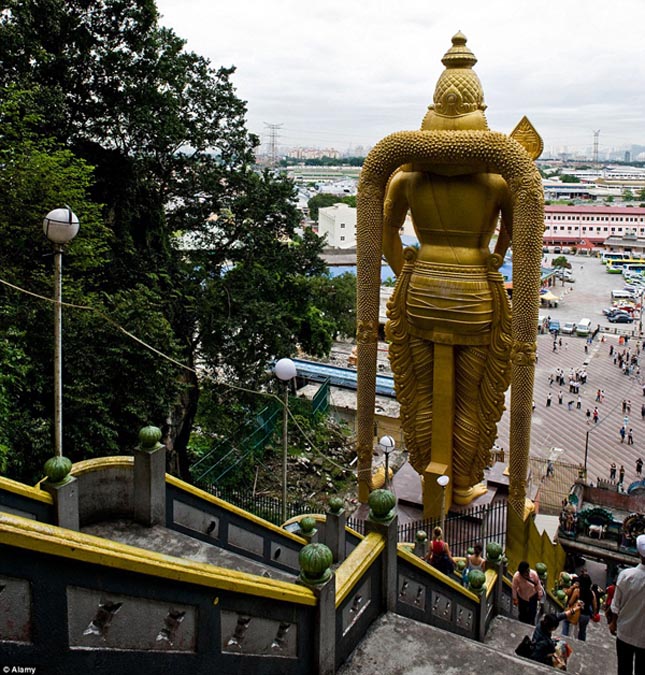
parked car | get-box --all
[576,318,592,336]
[555,269,575,282]
[561,321,577,334]
[608,312,634,323]
[549,319,561,333]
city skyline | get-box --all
[156,1,645,158]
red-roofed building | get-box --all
[543,205,645,249]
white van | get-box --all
[611,290,633,300]
[576,318,592,336]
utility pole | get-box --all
[264,122,283,167]
[593,130,600,164]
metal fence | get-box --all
[192,379,330,487]
[208,486,323,525]
[348,501,508,557]
[529,457,581,515]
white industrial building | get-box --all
[318,203,416,249]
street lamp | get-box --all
[43,207,79,460]
[274,357,297,524]
[378,435,395,488]
[436,474,450,534]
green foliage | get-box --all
[308,193,356,221]
[622,189,634,201]
[560,174,581,183]
[0,1,354,483]
[281,156,364,167]
[552,256,571,269]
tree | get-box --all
[308,193,356,220]
[0,1,352,481]
[622,189,635,201]
[0,87,183,481]
[559,174,581,183]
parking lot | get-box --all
[537,253,643,332]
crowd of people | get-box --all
[511,540,645,674]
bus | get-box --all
[605,258,645,273]
[600,251,627,264]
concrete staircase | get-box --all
[486,615,617,675]
[338,612,617,674]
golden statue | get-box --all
[355,33,544,517]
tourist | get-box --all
[620,426,626,443]
[546,393,552,407]
[609,534,645,675]
[636,458,643,477]
[527,611,574,669]
[619,465,626,484]
[610,463,617,481]
[573,573,597,641]
[628,429,634,445]
[462,543,485,587]
[425,527,455,576]
[512,561,543,625]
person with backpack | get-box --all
[528,610,578,668]
[565,572,597,641]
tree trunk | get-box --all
[163,365,200,483]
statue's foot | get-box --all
[523,498,536,518]
[452,482,488,505]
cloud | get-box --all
[157,0,645,153]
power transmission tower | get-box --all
[264,123,283,167]
[593,130,600,163]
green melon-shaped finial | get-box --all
[300,516,317,535]
[44,455,73,485]
[138,425,163,452]
[368,488,396,521]
[328,496,344,514]
[486,541,503,562]
[535,562,548,583]
[456,559,467,572]
[298,543,333,585]
[415,530,428,543]
[468,569,486,594]
[556,589,567,603]
[559,572,572,588]
[467,546,475,555]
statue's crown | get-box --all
[425,32,487,122]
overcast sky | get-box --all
[156,0,645,158]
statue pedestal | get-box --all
[423,461,450,520]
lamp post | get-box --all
[378,435,395,488]
[436,474,450,533]
[274,358,297,524]
[43,207,79,460]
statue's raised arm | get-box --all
[355,33,544,518]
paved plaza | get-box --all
[495,254,645,490]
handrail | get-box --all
[396,544,479,601]
[335,531,385,608]
[0,511,316,605]
[0,475,53,505]
[166,475,307,545]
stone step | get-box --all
[485,614,617,675]
[338,612,555,674]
